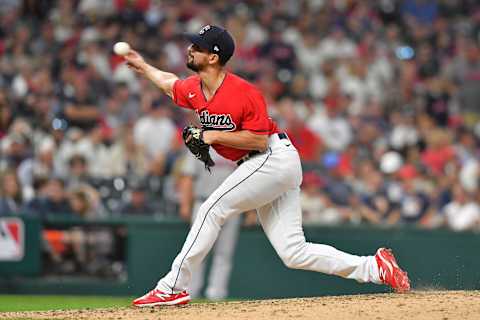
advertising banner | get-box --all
[0,217,24,261]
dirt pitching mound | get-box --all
[3,290,479,320]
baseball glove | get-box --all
[182,125,215,171]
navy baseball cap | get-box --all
[184,25,235,65]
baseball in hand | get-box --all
[113,42,131,56]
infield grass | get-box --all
[0,295,133,312]
[0,295,213,313]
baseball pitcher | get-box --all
[124,25,410,307]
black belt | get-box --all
[236,133,289,166]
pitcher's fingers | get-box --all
[125,49,141,59]
[126,62,142,72]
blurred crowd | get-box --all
[0,0,480,236]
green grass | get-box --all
[0,295,215,313]
[0,295,133,312]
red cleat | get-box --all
[375,248,411,293]
[132,289,191,307]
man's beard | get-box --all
[186,55,205,72]
[187,59,206,72]
[186,61,200,72]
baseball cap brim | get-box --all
[184,33,210,51]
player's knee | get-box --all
[277,249,295,269]
[279,243,308,269]
[280,254,303,269]
[198,202,227,227]
[280,256,297,269]
[197,201,212,215]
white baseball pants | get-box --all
[188,201,241,300]
[156,134,381,293]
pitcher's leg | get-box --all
[186,201,210,298]
[156,199,225,292]
[257,187,381,284]
[205,214,241,300]
[156,150,282,293]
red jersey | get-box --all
[172,72,278,161]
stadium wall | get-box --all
[0,216,479,298]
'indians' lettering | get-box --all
[198,110,236,131]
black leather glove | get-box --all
[182,125,215,172]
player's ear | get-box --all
[208,53,220,65]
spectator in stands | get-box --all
[17,137,56,201]
[0,132,31,170]
[0,0,478,234]
[422,75,452,127]
[294,30,324,74]
[122,126,148,178]
[459,159,479,195]
[68,186,113,272]
[420,128,456,177]
[0,90,13,139]
[322,152,357,212]
[301,171,344,226]
[68,188,94,219]
[103,82,139,130]
[388,165,435,226]
[444,183,480,232]
[55,127,93,177]
[259,22,297,73]
[0,170,23,216]
[87,124,127,179]
[70,185,106,219]
[388,110,420,152]
[66,154,91,189]
[280,98,323,165]
[309,59,338,101]
[308,90,353,151]
[26,177,72,217]
[61,72,101,132]
[445,41,480,127]
[340,59,377,116]
[455,128,479,165]
[42,186,113,276]
[401,0,438,26]
[133,99,177,177]
[117,180,154,216]
[319,26,356,61]
[357,168,399,225]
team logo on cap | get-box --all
[199,25,211,35]
[213,45,220,52]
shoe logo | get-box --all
[379,266,388,282]
[378,252,394,277]
[188,92,196,99]
[154,292,170,300]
